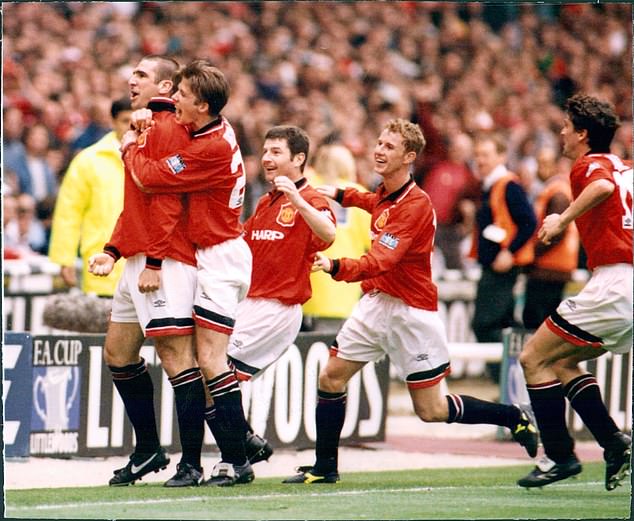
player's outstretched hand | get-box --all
[312,252,333,273]
[88,253,115,276]
[316,185,337,199]
[138,268,161,294]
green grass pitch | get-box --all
[5,462,631,520]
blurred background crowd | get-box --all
[3,1,632,273]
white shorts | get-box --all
[333,291,451,389]
[110,254,196,337]
[547,263,633,354]
[193,236,252,335]
[227,297,302,380]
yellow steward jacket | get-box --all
[303,176,371,319]
[48,131,125,296]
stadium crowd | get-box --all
[3,2,632,270]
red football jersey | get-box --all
[107,98,196,266]
[244,178,335,305]
[570,153,633,270]
[334,179,438,311]
[124,116,245,248]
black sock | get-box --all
[527,381,575,463]
[109,358,160,454]
[314,389,346,474]
[565,373,619,449]
[445,394,520,428]
[207,371,247,466]
[170,367,205,469]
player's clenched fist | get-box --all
[88,253,115,276]
[312,251,333,273]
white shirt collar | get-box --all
[482,164,508,191]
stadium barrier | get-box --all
[3,331,388,459]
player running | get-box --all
[283,119,538,484]
[517,94,632,490]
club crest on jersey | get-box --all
[166,154,186,175]
[379,232,399,250]
[276,203,297,227]
[375,209,389,230]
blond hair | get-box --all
[384,119,426,155]
[314,144,356,182]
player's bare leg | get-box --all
[408,379,537,457]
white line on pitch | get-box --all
[9,481,609,512]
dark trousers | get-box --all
[472,266,519,343]
[522,277,566,330]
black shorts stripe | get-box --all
[406,362,451,383]
[146,317,195,330]
[193,305,235,328]
[550,311,603,345]
[228,355,259,377]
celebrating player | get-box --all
[516,94,632,490]
[121,60,256,487]
[283,119,538,484]
[89,56,206,487]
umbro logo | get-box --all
[415,354,429,361]
[152,299,166,308]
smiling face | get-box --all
[373,129,414,179]
[261,137,303,182]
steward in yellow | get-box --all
[48,99,132,296]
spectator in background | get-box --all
[469,133,536,380]
[13,123,58,203]
[4,192,48,257]
[48,97,132,296]
[522,145,579,329]
[70,96,114,154]
[3,107,28,178]
[420,133,480,271]
[303,144,371,332]
[3,194,20,259]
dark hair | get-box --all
[176,59,230,116]
[264,125,310,172]
[565,94,619,153]
[110,97,132,119]
[144,55,180,82]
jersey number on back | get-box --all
[612,166,633,230]
[224,127,246,209]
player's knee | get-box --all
[413,401,445,422]
[318,367,346,393]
